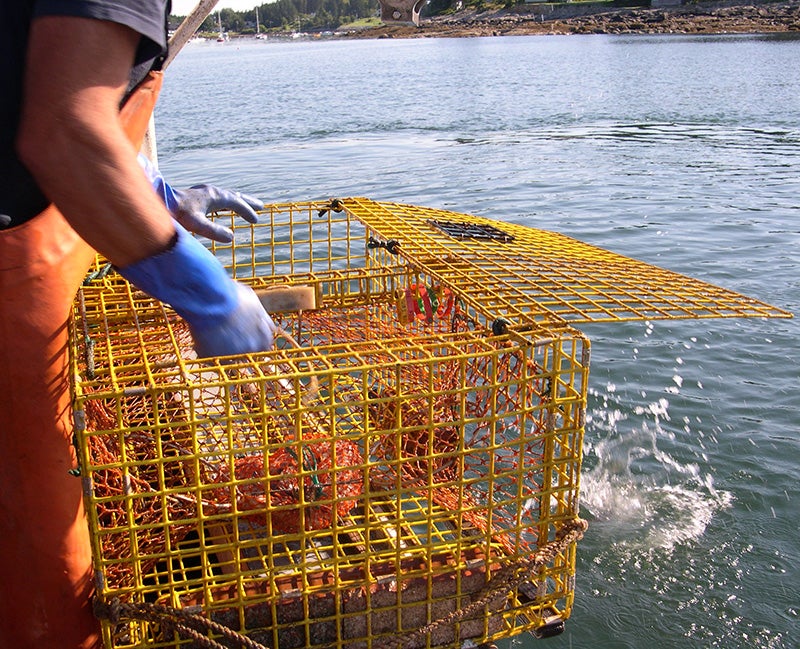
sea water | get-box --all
[155,32,800,649]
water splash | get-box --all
[581,384,732,554]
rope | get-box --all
[94,518,586,649]
[382,517,588,649]
[94,598,273,649]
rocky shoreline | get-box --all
[347,0,800,38]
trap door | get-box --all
[343,198,791,327]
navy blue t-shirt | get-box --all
[0,1,170,228]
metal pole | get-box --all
[142,0,220,162]
[165,0,220,68]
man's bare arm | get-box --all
[16,15,175,268]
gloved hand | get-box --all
[117,223,276,358]
[139,154,262,243]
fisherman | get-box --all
[0,3,275,647]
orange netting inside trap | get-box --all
[83,394,198,589]
[273,302,552,553]
[205,439,363,535]
[80,296,557,592]
[80,317,368,589]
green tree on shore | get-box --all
[184,0,380,34]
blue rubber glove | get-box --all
[117,224,275,358]
[139,154,262,243]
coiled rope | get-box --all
[93,518,587,649]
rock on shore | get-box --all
[347,0,800,38]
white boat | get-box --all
[255,6,267,39]
[216,10,228,42]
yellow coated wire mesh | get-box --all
[70,198,786,649]
[341,198,792,326]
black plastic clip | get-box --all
[317,198,345,217]
[491,317,511,336]
[367,236,400,255]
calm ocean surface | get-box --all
[155,33,799,649]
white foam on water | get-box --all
[581,385,732,554]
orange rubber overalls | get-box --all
[0,71,162,649]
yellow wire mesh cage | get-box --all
[71,197,790,649]
[70,199,592,649]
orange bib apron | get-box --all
[0,71,162,649]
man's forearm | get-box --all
[17,15,175,267]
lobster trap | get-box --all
[70,198,789,649]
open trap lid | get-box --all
[342,198,792,328]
